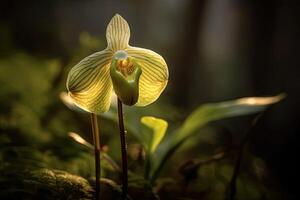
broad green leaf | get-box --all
[141,116,168,153]
[149,94,285,182]
[174,94,285,143]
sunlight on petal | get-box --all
[126,46,169,106]
[67,49,113,114]
[110,92,118,108]
[59,91,85,112]
[106,14,130,52]
[60,91,76,108]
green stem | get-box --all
[91,113,101,200]
[117,98,128,199]
[144,152,151,180]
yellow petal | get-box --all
[126,46,169,106]
[66,49,113,114]
[106,14,130,52]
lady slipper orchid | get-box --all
[67,14,169,114]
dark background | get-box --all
[1,0,299,198]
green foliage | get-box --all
[149,94,284,182]
[0,33,108,199]
[0,53,60,144]
[0,31,285,199]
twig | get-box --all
[179,152,227,196]
[68,132,121,172]
[227,114,263,200]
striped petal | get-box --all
[66,49,113,114]
[126,46,169,106]
[106,14,130,52]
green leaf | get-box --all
[174,94,285,143]
[141,116,168,154]
[150,94,285,182]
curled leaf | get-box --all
[141,116,168,153]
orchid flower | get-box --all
[67,14,169,114]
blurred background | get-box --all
[0,0,299,199]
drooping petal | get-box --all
[67,49,113,114]
[106,14,130,52]
[126,46,169,106]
